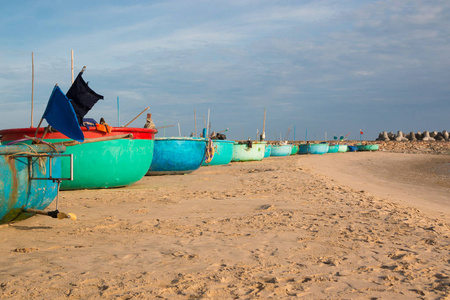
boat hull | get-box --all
[290,145,299,155]
[270,145,292,157]
[231,142,266,162]
[147,138,207,175]
[348,146,358,152]
[202,140,234,166]
[0,127,157,190]
[338,145,348,153]
[357,144,379,151]
[327,145,339,153]
[298,144,329,155]
[264,144,272,158]
[0,144,64,224]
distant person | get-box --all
[143,113,155,129]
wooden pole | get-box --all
[31,52,34,127]
[261,107,266,141]
[178,123,181,137]
[206,108,210,136]
[194,109,197,137]
[71,50,74,84]
[124,106,150,127]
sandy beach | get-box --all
[1,150,449,299]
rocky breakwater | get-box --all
[378,140,450,155]
[376,130,449,142]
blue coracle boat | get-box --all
[147,137,207,175]
[0,144,66,224]
[202,140,235,166]
[298,143,329,155]
[270,144,292,156]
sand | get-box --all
[0,152,449,299]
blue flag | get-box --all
[43,85,84,142]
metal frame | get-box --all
[16,153,74,182]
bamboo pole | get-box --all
[71,50,74,84]
[206,108,210,136]
[261,107,266,141]
[31,52,34,127]
[194,109,197,137]
[49,133,133,146]
[124,106,150,127]
[178,123,181,137]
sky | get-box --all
[0,0,449,141]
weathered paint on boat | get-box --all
[270,145,292,157]
[327,145,339,153]
[338,145,348,153]
[298,143,329,155]
[231,141,266,162]
[202,140,234,166]
[357,144,379,151]
[348,145,358,152]
[290,145,299,155]
[0,144,65,224]
[147,137,207,175]
[0,127,157,190]
[264,144,272,158]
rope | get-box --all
[204,139,215,164]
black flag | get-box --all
[66,72,104,125]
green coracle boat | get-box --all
[290,144,299,155]
[231,141,266,162]
[0,127,157,190]
[356,144,379,151]
[337,145,348,153]
[327,145,339,153]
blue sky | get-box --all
[0,0,448,141]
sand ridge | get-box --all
[0,153,449,299]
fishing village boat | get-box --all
[290,144,299,155]
[338,145,348,153]
[264,144,272,158]
[357,144,379,151]
[298,143,329,155]
[0,144,70,224]
[147,137,207,175]
[348,145,358,152]
[0,127,157,190]
[327,144,340,153]
[231,141,266,162]
[202,139,235,166]
[270,144,292,157]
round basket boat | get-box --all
[264,144,272,158]
[270,145,292,157]
[202,140,235,166]
[357,144,379,151]
[231,141,266,162]
[298,143,329,155]
[147,137,207,175]
[0,144,65,223]
[0,127,157,190]
[327,145,339,153]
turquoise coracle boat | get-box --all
[290,144,299,155]
[202,140,235,166]
[0,144,66,224]
[264,144,272,158]
[327,145,339,153]
[231,141,266,162]
[298,143,329,155]
[270,145,292,156]
[0,127,157,190]
[357,144,379,151]
[147,137,207,175]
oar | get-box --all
[124,106,150,127]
